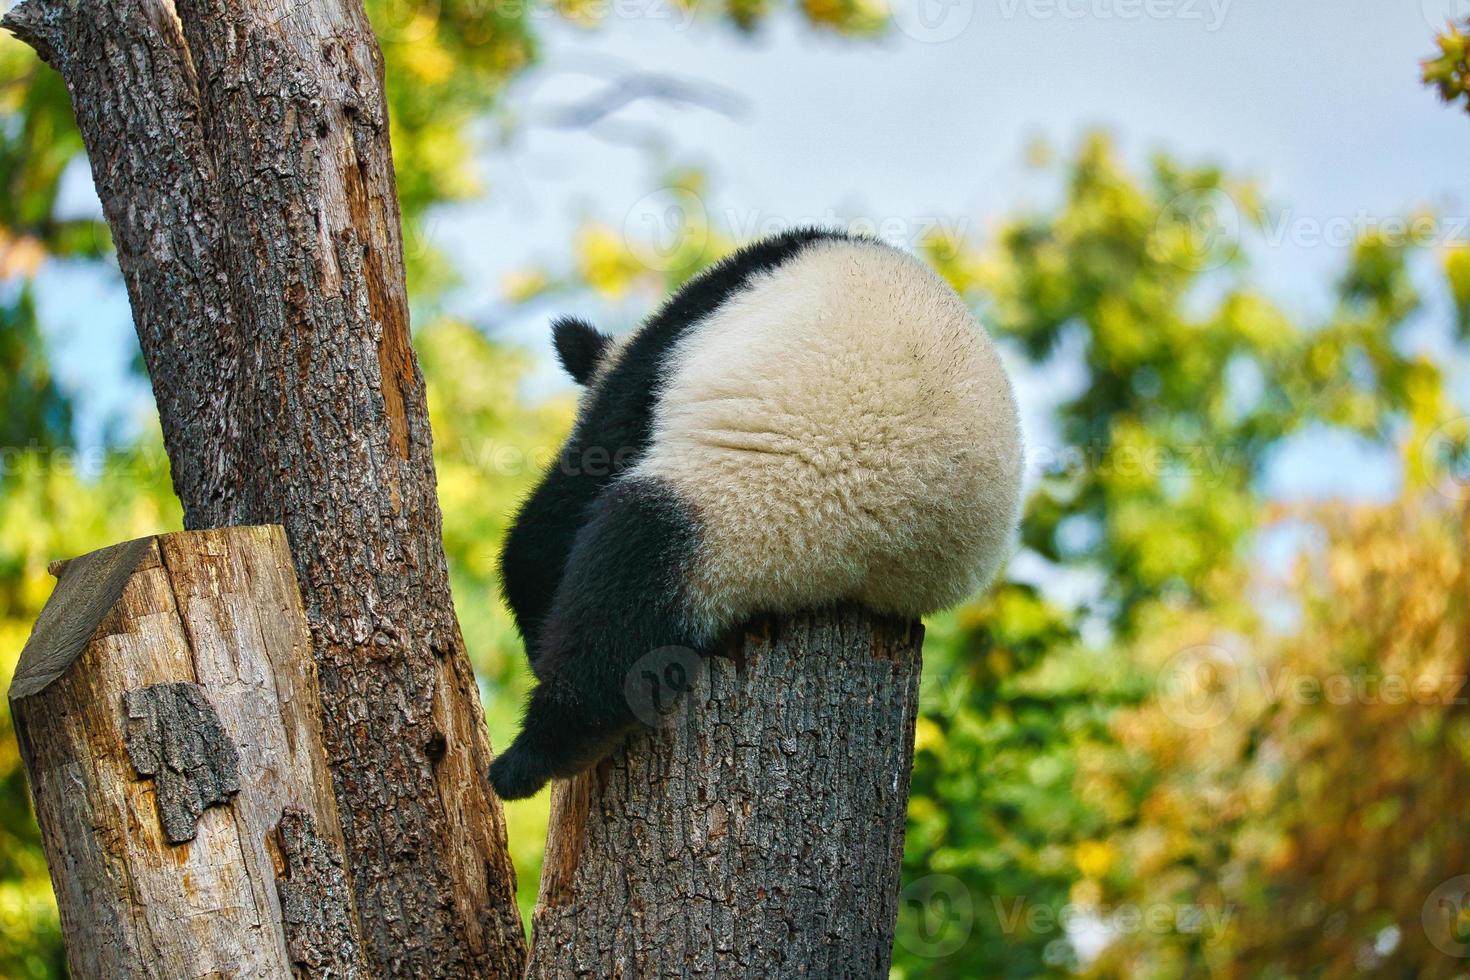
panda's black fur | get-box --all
[490,227,1020,800]
[491,229,842,798]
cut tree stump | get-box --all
[528,608,924,979]
[9,526,363,979]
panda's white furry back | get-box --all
[490,228,1022,800]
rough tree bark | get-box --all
[528,610,924,978]
[1,0,525,974]
[9,528,362,978]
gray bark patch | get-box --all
[124,682,241,844]
[275,808,362,979]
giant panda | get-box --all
[489,227,1023,800]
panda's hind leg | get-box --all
[489,476,706,800]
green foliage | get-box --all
[550,0,886,36]
[0,286,70,451]
[1087,503,1470,978]
[1424,20,1470,114]
[894,585,1128,979]
[0,41,109,269]
[417,318,576,919]
[367,0,534,218]
[926,134,1440,634]
[892,139,1458,976]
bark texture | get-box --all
[2,0,525,973]
[123,682,242,844]
[529,609,924,979]
[9,527,363,979]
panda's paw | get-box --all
[489,744,551,800]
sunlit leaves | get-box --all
[1424,21,1470,113]
[1443,245,1470,339]
[939,134,1438,631]
[1091,502,1470,978]
[896,137,1458,976]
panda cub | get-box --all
[490,228,1022,800]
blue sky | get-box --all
[33,0,1470,509]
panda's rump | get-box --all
[632,237,1022,629]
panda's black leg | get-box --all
[485,674,630,800]
[489,477,705,800]
[498,456,587,667]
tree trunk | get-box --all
[527,609,923,979]
[1,1,526,974]
[9,527,363,979]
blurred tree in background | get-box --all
[1088,501,1470,978]
[2,6,1469,978]
[890,139,1460,978]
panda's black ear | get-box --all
[552,316,612,386]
